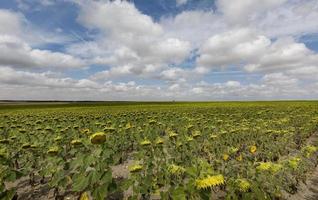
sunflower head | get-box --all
[168,131,178,138]
[195,175,225,190]
[47,146,59,156]
[140,139,151,146]
[223,154,229,161]
[71,139,83,146]
[80,192,90,200]
[192,130,201,138]
[54,136,62,142]
[288,157,301,170]
[236,154,243,161]
[129,164,143,173]
[90,132,106,144]
[250,145,257,154]
[156,137,164,145]
[186,136,194,142]
[256,162,282,173]
[0,139,10,144]
[22,143,31,149]
[256,162,271,171]
[302,145,317,158]
[168,164,185,175]
[237,179,251,192]
[210,134,218,139]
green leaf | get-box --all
[92,184,108,200]
[100,170,112,185]
[88,170,101,185]
[72,174,90,192]
[171,187,186,200]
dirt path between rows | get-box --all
[283,132,318,200]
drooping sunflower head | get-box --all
[256,162,271,171]
[168,131,178,139]
[186,136,194,142]
[195,174,225,190]
[90,132,106,144]
[302,145,317,158]
[256,162,282,173]
[129,164,143,173]
[192,130,201,138]
[71,139,83,146]
[237,179,251,192]
[288,157,301,170]
[47,146,59,156]
[22,143,31,149]
[210,134,218,139]
[223,154,229,161]
[155,137,164,145]
[54,136,62,142]
[140,139,151,146]
[250,145,257,154]
[79,192,90,200]
[236,154,243,161]
[168,164,185,175]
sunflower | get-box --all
[47,146,59,156]
[168,131,178,138]
[237,179,251,192]
[256,162,282,173]
[195,175,225,189]
[288,157,301,170]
[302,145,317,158]
[140,139,151,146]
[256,162,271,171]
[80,192,90,200]
[236,154,243,161]
[71,139,83,146]
[250,145,257,154]
[54,136,62,142]
[210,134,218,139]
[192,130,201,138]
[156,137,164,145]
[90,132,106,144]
[129,164,143,173]
[0,139,10,144]
[223,154,229,161]
[22,143,31,149]
[186,136,194,142]
[168,164,185,175]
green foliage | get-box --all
[0,101,317,199]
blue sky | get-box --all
[0,0,318,100]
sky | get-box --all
[0,0,318,101]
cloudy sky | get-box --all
[0,0,318,101]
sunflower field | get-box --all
[0,101,318,200]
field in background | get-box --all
[1,101,318,199]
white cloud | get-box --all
[160,10,227,47]
[217,0,287,25]
[196,29,318,79]
[68,0,191,78]
[0,35,85,69]
[176,0,187,7]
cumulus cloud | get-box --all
[0,35,85,69]
[196,28,318,80]
[68,0,191,78]
[1,0,318,100]
[217,0,287,25]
